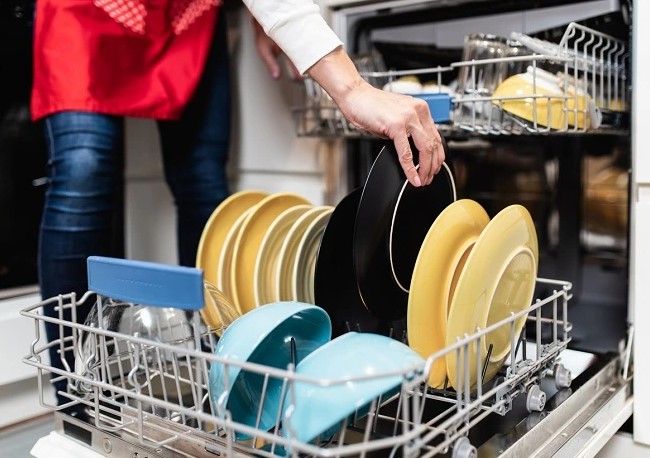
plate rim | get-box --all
[389,161,457,293]
[253,204,314,306]
[291,206,335,303]
[276,206,333,302]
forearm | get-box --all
[306,46,367,109]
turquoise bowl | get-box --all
[282,332,425,444]
[209,301,331,439]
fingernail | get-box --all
[414,175,422,187]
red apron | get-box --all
[31,0,220,121]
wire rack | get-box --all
[22,273,573,458]
[294,22,628,138]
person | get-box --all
[31,0,233,410]
[31,0,445,409]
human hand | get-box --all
[251,16,302,81]
[340,83,444,187]
[307,47,444,187]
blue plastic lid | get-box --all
[412,92,453,123]
[87,256,204,310]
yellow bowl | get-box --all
[493,72,590,130]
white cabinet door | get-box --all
[0,293,53,428]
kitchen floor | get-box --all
[0,413,55,457]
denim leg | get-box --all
[158,14,231,267]
[39,112,125,405]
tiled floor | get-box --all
[0,413,55,458]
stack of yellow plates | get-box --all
[254,204,313,306]
[291,206,334,303]
[196,190,268,329]
[276,206,332,302]
[230,193,312,314]
[407,201,539,390]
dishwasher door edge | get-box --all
[481,356,633,458]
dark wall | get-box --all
[0,0,46,290]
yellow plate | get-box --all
[445,205,538,390]
[196,190,268,328]
[292,207,334,304]
[231,193,312,314]
[276,206,332,302]
[493,72,590,130]
[254,204,313,306]
[407,200,490,388]
[217,207,256,313]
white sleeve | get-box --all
[243,0,343,75]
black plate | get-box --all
[314,188,393,338]
[353,137,456,322]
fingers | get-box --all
[394,134,421,187]
[257,44,282,80]
[417,102,445,184]
[397,99,444,187]
[251,16,281,80]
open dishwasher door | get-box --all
[308,0,638,456]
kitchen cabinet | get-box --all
[0,292,53,429]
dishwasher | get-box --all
[21,1,638,457]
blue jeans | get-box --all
[39,16,230,407]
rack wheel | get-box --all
[526,385,546,412]
[554,364,572,389]
[452,436,477,458]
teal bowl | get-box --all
[282,332,425,443]
[209,301,331,439]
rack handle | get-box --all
[86,256,204,310]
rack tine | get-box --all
[481,344,494,382]
[290,337,297,367]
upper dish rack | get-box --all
[293,22,629,137]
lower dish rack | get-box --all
[22,274,575,458]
